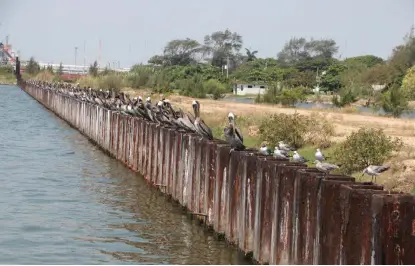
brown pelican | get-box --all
[224,112,245,153]
[192,100,213,140]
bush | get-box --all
[98,74,124,92]
[331,89,358,107]
[77,76,99,89]
[333,128,403,174]
[203,79,227,100]
[259,112,334,149]
[257,87,306,106]
[379,85,409,117]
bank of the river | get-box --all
[0,84,251,264]
[0,74,16,85]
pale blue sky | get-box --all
[0,0,414,67]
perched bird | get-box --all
[259,143,272,155]
[273,147,289,160]
[362,165,390,183]
[293,151,308,163]
[315,149,327,161]
[278,141,295,152]
[224,112,245,154]
[314,160,339,175]
[192,100,213,140]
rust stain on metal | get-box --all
[21,84,415,265]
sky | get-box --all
[0,0,414,68]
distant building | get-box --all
[233,83,268,96]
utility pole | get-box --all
[74,46,78,66]
[83,40,86,73]
[226,55,229,79]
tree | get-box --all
[344,55,384,68]
[379,84,409,117]
[89,60,99,77]
[56,62,64,76]
[202,29,243,69]
[25,57,40,75]
[245,48,258,61]
[277,37,338,70]
[46,65,54,74]
[163,38,202,66]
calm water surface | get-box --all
[0,85,249,264]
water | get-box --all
[0,85,249,264]
[221,96,415,119]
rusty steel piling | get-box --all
[20,83,415,265]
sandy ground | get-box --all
[123,88,415,193]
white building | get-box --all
[233,83,268,96]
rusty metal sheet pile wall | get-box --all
[21,83,415,265]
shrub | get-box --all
[333,128,403,174]
[259,112,310,149]
[203,79,227,100]
[34,71,55,82]
[259,112,335,149]
[304,113,335,148]
[98,74,124,92]
[332,89,358,107]
[77,76,99,89]
[379,85,409,117]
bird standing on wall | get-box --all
[192,100,213,140]
[362,165,390,183]
[259,143,272,155]
[278,141,295,152]
[314,160,339,175]
[293,151,308,163]
[315,148,328,161]
[224,112,245,154]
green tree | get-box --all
[25,57,41,75]
[56,62,64,76]
[379,84,409,117]
[162,38,202,66]
[245,48,258,61]
[202,29,243,69]
[344,55,384,68]
[46,65,54,74]
[89,60,99,77]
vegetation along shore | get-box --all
[20,29,415,193]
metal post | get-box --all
[74,46,78,66]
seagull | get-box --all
[314,160,339,175]
[259,143,272,155]
[293,151,308,163]
[362,165,390,183]
[315,149,327,161]
[274,147,289,160]
[278,141,295,152]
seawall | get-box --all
[20,82,415,265]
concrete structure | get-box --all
[233,83,268,96]
[19,81,415,265]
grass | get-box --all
[0,73,16,85]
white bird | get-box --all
[259,143,272,155]
[278,141,295,152]
[315,149,327,161]
[314,160,339,175]
[146,96,151,103]
[293,151,308,163]
[274,147,289,160]
[362,165,390,183]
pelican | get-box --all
[224,112,245,154]
[362,165,390,183]
[192,100,213,140]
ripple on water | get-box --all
[0,86,251,265]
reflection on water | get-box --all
[0,85,249,264]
